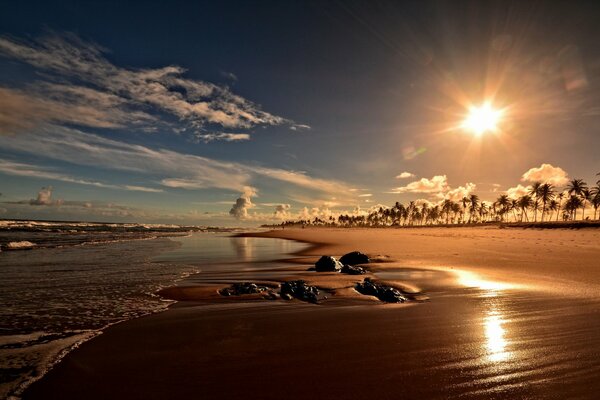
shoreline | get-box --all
[21,225,600,399]
[239,225,600,297]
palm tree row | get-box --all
[279,175,600,228]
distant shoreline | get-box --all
[260,220,600,230]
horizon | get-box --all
[1,1,599,227]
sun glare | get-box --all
[462,103,503,136]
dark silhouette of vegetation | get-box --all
[265,176,600,228]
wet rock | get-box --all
[263,291,279,301]
[340,264,367,275]
[339,251,369,266]
[219,282,268,296]
[355,278,407,303]
[281,293,293,301]
[315,256,343,272]
[280,280,320,303]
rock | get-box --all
[355,278,407,303]
[263,291,279,300]
[218,282,268,296]
[281,293,293,300]
[380,287,407,303]
[341,265,366,275]
[315,256,343,272]
[339,251,369,266]
[281,280,321,303]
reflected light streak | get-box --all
[455,270,514,296]
[484,309,509,362]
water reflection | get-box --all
[230,237,253,261]
[484,308,509,362]
[455,270,514,297]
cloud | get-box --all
[194,132,250,143]
[521,163,569,186]
[443,183,477,201]
[390,175,448,194]
[273,204,291,220]
[30,186,60,206]
[0,158,163,192]
[0,127,355,199]
[229,186,257,220]
[0,32,306,137]
[358,193,373,197]
[395,171,415,179]
[506,184,531,199]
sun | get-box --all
[462,103,503,136]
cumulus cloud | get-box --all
[390,175,448,194]
[395,172,415,179]
[443,183,477,201]
[521,163,569,186]
[506,184,531,199]
[273,204,291,220]
[30,186,61,206]
[0,33,306,138]
[229,186,257,220]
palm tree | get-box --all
[529,181,543,222]
[441,199,453,225]
[591,183,600,220]
[468,194,479,223]
[564,195,583,220]
[495,195,510,222]
[548,199,559,221]
[461,197,469,224]
[538,183,555,222]
[567,179,588,220]
[556,192,565,221]
[510,199,518,222]
[517,195,533,222]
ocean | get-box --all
[0,220,305,399]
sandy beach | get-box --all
[22,226,600,399]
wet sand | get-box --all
[23,226,600,399]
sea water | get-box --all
[0,221,305,399]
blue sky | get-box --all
[1,1,599,225]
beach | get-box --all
[22,226,600,399]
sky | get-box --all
[0,0,599,226]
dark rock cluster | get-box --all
[280,280,321,303]
[339,251,370,266]
[315,256,343,272]
[355,278,407,303]
[315,252,369,275]
[218,280,323,304]
[218,282,268,296]
[340,265,367,275]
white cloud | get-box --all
[0,33,307,137]
[395,171,415,179]
[273,204,291,220]
[194,132,250,143]
[358,193,373,197]
[0,127,354,196]
[30,186,59,206]
[521,163,569,186]
[506,184,531,199]
[443,183,477,201]
[390,175,448,194]
[0,158,163,192]
[229,186,257,220]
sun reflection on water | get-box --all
[484,309,509,362]
[455,270,514,297]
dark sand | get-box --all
[23,227,600,399]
